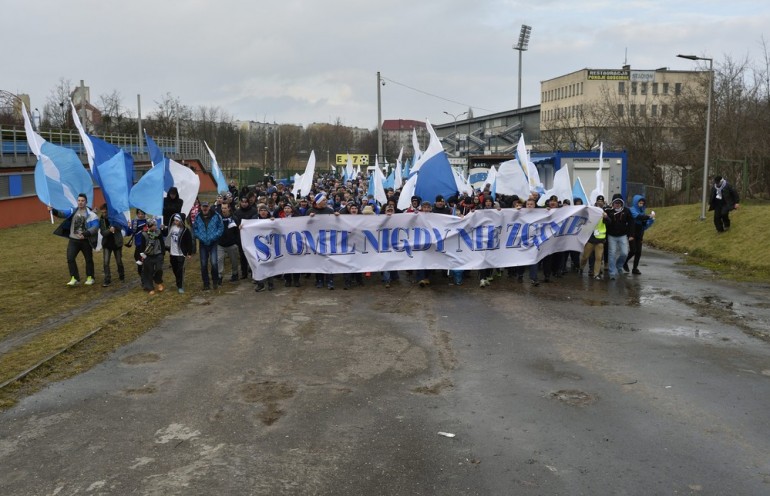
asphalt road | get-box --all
[1,249,769,495]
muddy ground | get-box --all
[1,248,769,495]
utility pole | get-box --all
[377,71,383,158]
[137,94,143,154]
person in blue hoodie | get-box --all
[624,194,655,275]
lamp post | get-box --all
[377,71,384,158]
[677,54,713,220]
[513,24,532,110]
[443,110,468,155]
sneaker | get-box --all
[230,275,238,282]
[178,288,185,294]
[610,275,616,280]
[84,277,95,286]
[102,281,111,287]
[148,290,156,296]
[594,275,602,280]
[479,279,488,288]
[316,280,323,288]
[255,283,266,292]
[66,276,79,287]
[418,279,430,287]
[203,285,211,291]
[328,282,335,290]
[530,279,540,287]
[632,268,642,275]
[623,264,630,273]
[385,282,391,288]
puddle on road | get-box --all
[647,326,715,339]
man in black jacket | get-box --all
[233,196,257,279]
[709,175,740,233]
[604,194,634,280]
[217,203,241,284]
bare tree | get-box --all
[42,77,73,129]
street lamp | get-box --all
[513,24,532,110]
[443,110,468,155]
[677,53,713,220]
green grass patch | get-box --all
[643,201,770,282]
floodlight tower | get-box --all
[513,24,532,109]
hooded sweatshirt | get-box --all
[604,194,634,237]
[629,194,655,237]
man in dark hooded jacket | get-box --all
[163,187,184,226]
[603,193,634,280]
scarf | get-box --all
[715,179,726,200]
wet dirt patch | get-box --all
[549,389,597,407]
[121,352,161,365]
[434,330,457,371]
[531,359,583,381]
[412,377,453,395]
[124,384,158,395]
[671,294,770,343]
[237,381,296,426]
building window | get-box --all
[673,104,680,117]
[663,82,669,94]
[641,82,648,95]
[630,104,636,117]
[639,105,646,117]
[618,81,625,94]
[631,82,638,95]
[675,83,682,95]
[651,104,658,116]
[661,104,668,117]
[617,104,624,116]
[652,82,658,95]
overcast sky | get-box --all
[4,0,769,130]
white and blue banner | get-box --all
[240,207,603,279]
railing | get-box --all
[0,126,210,200]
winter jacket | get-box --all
[603,195,634,237]
[99,216,124,251]
[629,194,655,238]
[193,211,224,246]
[162,225,193,256]
[52,207,100,248]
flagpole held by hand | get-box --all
[48,205,54,224]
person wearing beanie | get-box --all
[140,217,166,295]
[193,201,224,290]
[603,194,634,280]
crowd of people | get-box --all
[52,172,666,294]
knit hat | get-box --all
[314,192,327,204]
[362,205,375,215]
[171,213,183,224]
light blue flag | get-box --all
[383,169,395,190]
[204,141,229,194]
[572,177,588,205]
[34,142,94,211]
[97,150,132,229]
[403,157,411,178]
[414,120,458,204]
[128,161,165,216]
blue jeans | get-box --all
[606,235,629,278]
[199,243,219,287]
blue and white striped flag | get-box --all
[23,103,93,212]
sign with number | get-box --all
[336,154,370,166]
